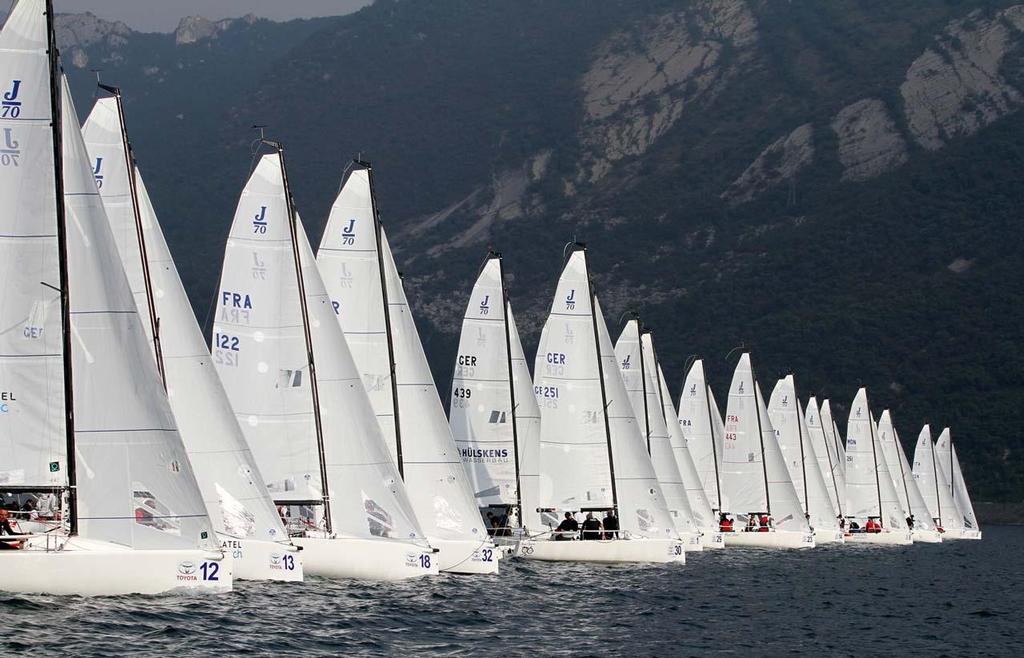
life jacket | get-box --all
[720,519,733,532]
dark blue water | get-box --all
[2,526,1019,656]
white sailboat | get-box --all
[212,148,437,580]
[935,429,981,539]
[913,425,967,539]
[523,245,683,563]
[448,251,541,552]
[615,318,703,552]
[316,161,496,574]
[81,93,303,581]
[1,0,231,595]
[720,354,814,548]
[676,360,730,523]
[768,377,843,544]
[844,389,912,545]
[655,360,724,549]
[876,411,941,543]
[804,397,844,522]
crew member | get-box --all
[759,514,771,532]
[581,512,602,540]
[555,512,579,540]
[603,510,619,539]
[0,509,21,550]
[719,513,734,532]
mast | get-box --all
[702,367,724,512]
[362,160,405,479]
[635,318,652,455]
[929,426,942,527]
[278,143,332,533]
[46,0,77,535]
[749,359,772,516]
[792,376,810,514]
[495,253,523,522]
[865,396,884,527]
[581,246,618,510]
[101,83,166,388]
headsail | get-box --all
[805,397,842,516]
[676,360,726,513]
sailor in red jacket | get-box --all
[865,518,881,533]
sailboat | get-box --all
[615,317,703,552]
[935,429,981,540]
[804,397,844,523]
[523,245,683,563]
[820,399,848,497]
[212,148,437,580]
[1,0,231,595]
[676,360,731,525]
[448,251,541,551]
[843,389,912,545]
[912,425,966,540]
[655,361,724,549]
[316,161,497,574]
[876,411,941,543]
[720,354,815,548]
[81,92,303,580]
[768,377,843,544]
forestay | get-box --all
[213,153,424,543]
[675,360,726,514]
[877,411,936,532]
[722,354,809,532]
[316,166,486,545]
[804,397,842,516]
[82,98,288,544]
[844,389,906,530]
[614,320,698,536]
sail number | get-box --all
[452,387,472,409]
[419,554,431,569]
[534,385,559,409]
[200,561,220,581]
[282,554,295,571]
[214,332,241,367]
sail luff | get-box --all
[497,255,524,518]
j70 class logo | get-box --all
[341,218,356,245]
[565,289,576,310]
[479,294,490,316]
[93,157,104,189]
[1,80,22,118]
[689,383,697,397]
[621,354,631,370]
[253,206,268,234]
[0,127,19,167]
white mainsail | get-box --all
[820,399,847,489]
[844,389,906,530]
[768,377,839,535]
[804,397,842,516]
[935,428,979,533]
[449,254,542,532]
[315,163,491,570]
[533,247,677,540]
[212,153,426,548]
[614,320,699,537]
[721,354,809,533]
[81,97,295,564]
[676,360,726,514]
[877,411,937,533]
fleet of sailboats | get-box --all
[0,0,988,596]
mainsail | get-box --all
[316,163,487,546]
[820,399,847,491]
[82,95,288,545]
[844,389,906,530]
[877,411,936,532]
[804,397,843,516]
[676,360,726,514]
[721,354,809,532]
[212,151,424,544]
[935,428,978,531]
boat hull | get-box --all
[293,536,438,580]
[517,538,683,563]
[700,530,726,550]
[219,536,303,582]
[722,530,815,549]
[2,537,232,596]
[844,531,913,545]
[430,537,501,574]
[911,529,943,543]
[959,529,982,540]
[681,532,703,552]
[814,528,845,544]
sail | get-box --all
[722,354,809,531]
[213,153,424,543]
[935,429,977,531]
[656,360,716,529]
[878,412,936,532]
[0,0,65,490]
[675,360,725,513]
[875,411,911,519]
[507,305,542,533]
[804,397,842,516]
[844,390,906,529]
[820,399,847,489]
[912,425,962,530]
[614,321,697,535]
[82,97,287,543]
[316,166,486,544]
[768,377,838,533]
[450,257,517,506]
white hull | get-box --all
[2,536,232,596]
[844,531,913,546]
[430,537,501,574]
[911,529,943,543]
[681,532,704,552]
[517,538,683,563]
[722,530,815,549]
[219,536,303,582]
[814,528,845,544]
[959,529,982,540]
[700,531,726,549]
[293,536,438,580]
[939,527,980,540]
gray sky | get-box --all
[55,1,373,32]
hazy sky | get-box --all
[55,1,374,32]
